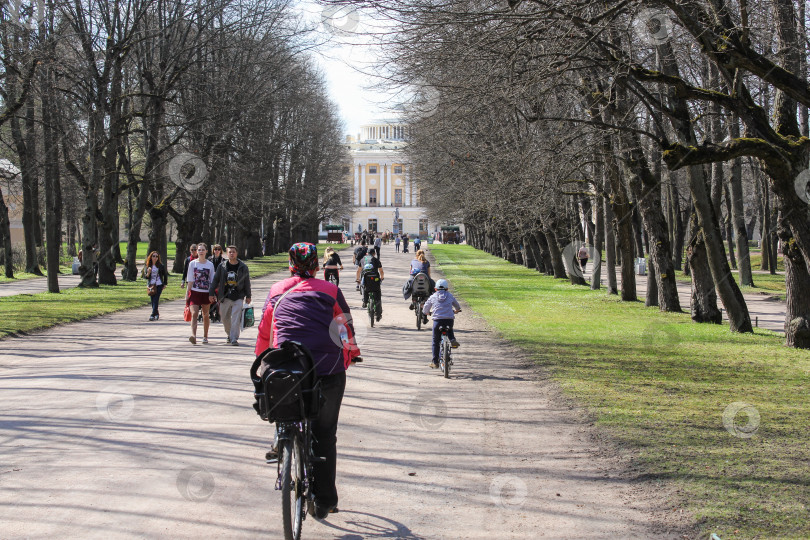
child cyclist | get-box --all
[422,279,461,369]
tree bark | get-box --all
[41,52,62,293]
[687,215,722,324]
[603,192,618,295]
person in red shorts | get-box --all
[186,243,215,344]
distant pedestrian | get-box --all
[209,245,251,346]
[413,237,421,252]
[577,245,589,271]
[402,234,409,254]
[142,251,168,321]
[181,244,198,288]
[209,245,224,322]
[187,243,214,344]
[394,235,401,253]
[374,235,382,259]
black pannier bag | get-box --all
[250,341,322,423]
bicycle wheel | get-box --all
[415,300,422,330]
[368,296,375,327]
[442,338,451,378]
[280,437,304,540]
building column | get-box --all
[385,163,392,206]
[405,168,411,206]
[360,163,367,206]
[354,163,360,205]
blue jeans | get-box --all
[150,285,164,316]
[432,319,455,362]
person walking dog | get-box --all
[209,245,252,346]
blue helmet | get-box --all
[436,279,449,290]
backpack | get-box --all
[361,254,379,276]
[250,341,322,423]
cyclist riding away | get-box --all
[353,241,369,290]
[356,251,384,321]
[322,246,343,285]
[422,279,461,369]
[254,242,362,519]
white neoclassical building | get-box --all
[323,120,433,238]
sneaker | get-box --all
[430,362,439,369]
[189,335,196,345]
[202,338,208,344]
[376,314,382,322]
[226,338,231,344]
[232,340,239,346]
[309,503,338,519]
[409,303,415,310]
[423,316,429,324]
[451,339,460,348]
[149,315,155,321]
[362,302,367,308]
[155,314,159,320]
[265,448,278,462]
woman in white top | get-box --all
[187,243,215,344]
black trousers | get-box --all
[311,371,346,508]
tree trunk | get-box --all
[646,255,659,307]
[41,58,61,293]
[603,140,636,300]
[544,228,567,279]
[604,190,618,295]
[728,115,754,286]
[591,189,604,290]
[687,214,722,324]
[0,188,13,278]
[780,215,810,348]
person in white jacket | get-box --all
[422,279,461,368]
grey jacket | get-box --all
[209,259,251,301]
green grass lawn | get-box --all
[119,242,178,261]
[0,265,73,283]
[0,252,296,339]
[430,244,809,539]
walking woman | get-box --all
[143,251,168,321]
[187,243,215,344]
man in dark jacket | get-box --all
[209,245,252,345]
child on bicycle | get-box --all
[422,279,461,369]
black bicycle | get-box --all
[251,343,323,540]
[271,420,322,540]
[412,294,427,330]
[325,270,339,286]
[437,324,453,378]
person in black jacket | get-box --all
[209,245,225,322]
[142,251,169,321]
[208,245,252,345]
[181,244,198,288]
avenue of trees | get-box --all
[0,0,351,290]
[329,0,810,349]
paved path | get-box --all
[591,263,787,333]
[0,260,177,298]
[0,272,83,297]
[0,243,689,538]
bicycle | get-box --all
[412,294,428,330]
[270,419,323,540]
[367,289,377,327]
[251,342,323,540]
[437,324,453,378]
[325,270,338,286]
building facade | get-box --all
[324,120,433,238]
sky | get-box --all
[293,1,400,137]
